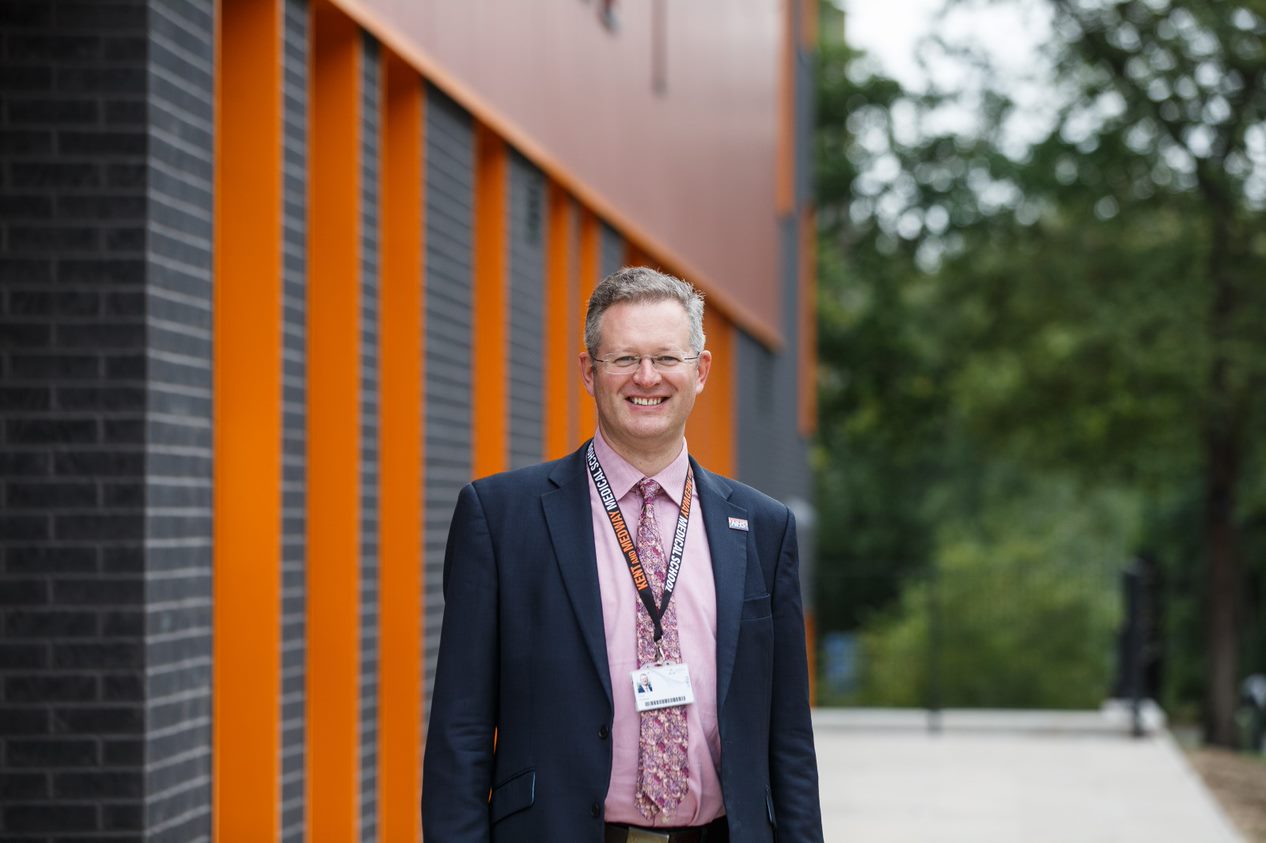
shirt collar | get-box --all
[592,430,691,507]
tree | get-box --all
[816,0,1266,744]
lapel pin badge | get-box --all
[728,517,749,532]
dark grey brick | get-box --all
[56,258,146,285]
[101,802,143,831]
[103,736,143,764]
[103,98,146,124]
[52,449,143,476]
[6,353,99,379]
[53,578,142,605]
[57,193,146,219]
[0,257,55,283]
[0,1,55,28]
[54,770,144,799]
[0,193,54,217]
[0,65,53,93]
[0,708,48,736]
[4,609,97,637]
[5,417,98,444]
[0,643,48,669]
[59,130,145,156]
[101,674,143,702]
[5,480,95,508]
[7,288,101,315]
[104,354,146,379]
[9,161,101,188]
[3,804,99,832]
[0,386,52,411]
[4,674,95,703]
[0,451,51,476]
[0,128,54,154]
[52,706,143,735]
[56,386,146,411]
[3,546,96,573]
[0,771,49,799]
[0,514,50,540]
[5,97,99,124]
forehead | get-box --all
[597,299,691,350]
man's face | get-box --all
[580,299,711,461]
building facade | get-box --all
[0,0,817,838]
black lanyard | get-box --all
[586,441,693,651]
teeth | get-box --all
[630,397,664,406]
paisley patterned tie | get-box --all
[634,478,689,820]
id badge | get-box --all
[631,663,695,712]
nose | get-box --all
[631,357,661,387]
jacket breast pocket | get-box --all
[489,768,535,825]
[741,593,772,621]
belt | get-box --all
[604,816,728,843]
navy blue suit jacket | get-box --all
[421,443,823,842]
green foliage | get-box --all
[814,0,1266,722]
[855,473,1134,708]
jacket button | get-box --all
[598,724,610,739]
[591,801,602,818]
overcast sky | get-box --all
[839,0,1050,90]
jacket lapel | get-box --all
[541,443,613,705]
[691,458,748,715]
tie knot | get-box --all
[636,478,662,504]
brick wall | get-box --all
[0,1,215,838]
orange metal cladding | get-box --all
[798,208,817,436]
[307,2,362,839]
[685,308,735,477]
[325,0,784,346]
[212,0,282,839]
[473,124,509,477]
[576,208,599,440]
[543,182,576,460]
[378,52,423,843]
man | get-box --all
[422,267,823,842]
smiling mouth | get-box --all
[628,397,666,406]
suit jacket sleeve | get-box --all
[769,508,825,841]
[422,483,499,842]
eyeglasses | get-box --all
[591,354,701,374]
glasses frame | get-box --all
[591,353,702,375]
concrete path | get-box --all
[813,709,1244,842]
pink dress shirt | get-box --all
[588,431,724,827]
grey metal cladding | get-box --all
[359,32,382,843]
[508,151,546,469]
[737,216,810,509]
[600,221,624,278]
[423,85,474,712]
[280,0,309,839]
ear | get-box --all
[693,349,712,395]
[579,351,596,397]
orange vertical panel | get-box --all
[378,53,423,843]
[799,209,817,436]
[543,183,575,460]
[308,3,361,840]
[576,208,600,440]
[213,0,282,839]
[472,125,509,478]
[686,309,735,477]
[775,0,795,215]
[801,0,819,48]
[624,241,646,268]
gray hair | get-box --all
[584,266,706,356]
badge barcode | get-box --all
[655,696,686,705]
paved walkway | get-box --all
[814,708,1244,842]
